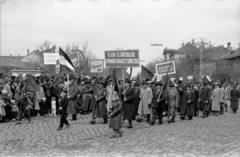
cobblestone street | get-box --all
[0,111,240,157]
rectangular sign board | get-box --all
[155,61,176,76]
[68,52,80,67]
[90,60,104,73]
[105,50,140,67]
[43,53,59,65]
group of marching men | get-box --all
[0,73,239,138]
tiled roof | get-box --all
[0,58,38,69]
[219,48,240,60]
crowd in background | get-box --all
[0,72,240,137]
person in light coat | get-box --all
[66,74,79,121]
[211,82,223,115]
[137,81,153,123]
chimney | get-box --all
[27,49,30,55]
[10,54,12,56]
[227,42,231,50]
[18,54,20,56]
[192,39,195,45]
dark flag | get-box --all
[25,76,40,92]
[203,75,210,84]
[104,75,111,88]
[141,65,154,80]
[111,68,119,93]
[136,74,141,84]
[59,47,78,77]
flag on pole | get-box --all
[141,65,154,81]
[111,68,119,93]
[59,48,78,76]
[25,76,40,92]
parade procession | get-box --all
[0,1,240,156]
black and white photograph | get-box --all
[0,0,240,156]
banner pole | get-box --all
[67,74,70,98]
[122,68,126,99]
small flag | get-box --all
[59,48,78,76]
[141,65,154,80]
[25,76,40,92]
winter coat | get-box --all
[123,87,135,120]
[152,88,165,109]
[211,87,223,112]
[133,88,141,116]
[230,89,240,109]
[168,88,178,118]
[109,100,122,129]
[199,87,211,112]
[138,87,153,115]
[180,89,195,116]
[96,87,107,118]
[0,100,6,117]
[67,83,79,114]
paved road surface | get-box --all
[0,111,240,157]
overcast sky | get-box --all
[1,0,240,73]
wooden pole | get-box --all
[122,68,126,99]
[67,74,70,98]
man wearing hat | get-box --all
[180,83,195,120]
[150,81,165,125]
[81,79,91,114]
[16,91,32,124]
[167,81,178,123]
[89,80,108,124]
[122,79,135,128]
[66,74,79,121]
[133,82,141,120]
[137,80,153,123]
[211,82,222,116]
[199,82,211,118]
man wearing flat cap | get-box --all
[211,82,222,116]
[66,74,79,121]
[199,82,211,118]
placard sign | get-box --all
[90,60,104,73]
[43,53,59,65]
[105,50,140,67]
[188,75,193,80]
[155,61,176,76]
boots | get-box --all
[147,114,150,123]
[103,118,108,124]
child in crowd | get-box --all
[40,98,48,117]
[11,100,18,120]
[51,97,57,116]
[0,93,6,122]
[109,93,123,138]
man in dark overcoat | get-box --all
[149,81,165,125]
[133,82,141,120]
[199,82,211,118]
[123,79,135,128]
[66,74,79,121]
[180,84,195,120]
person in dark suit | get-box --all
[180,84,195,120]
[133,82,141,120]
[230,84,240,114]
[57,90,70,131]
[193,83,200,117]
[199,82,212,118]
[123,79,135,128]
[149,81,165,125]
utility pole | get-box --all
[199,38,205,83]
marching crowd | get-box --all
[0,72,240,138]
